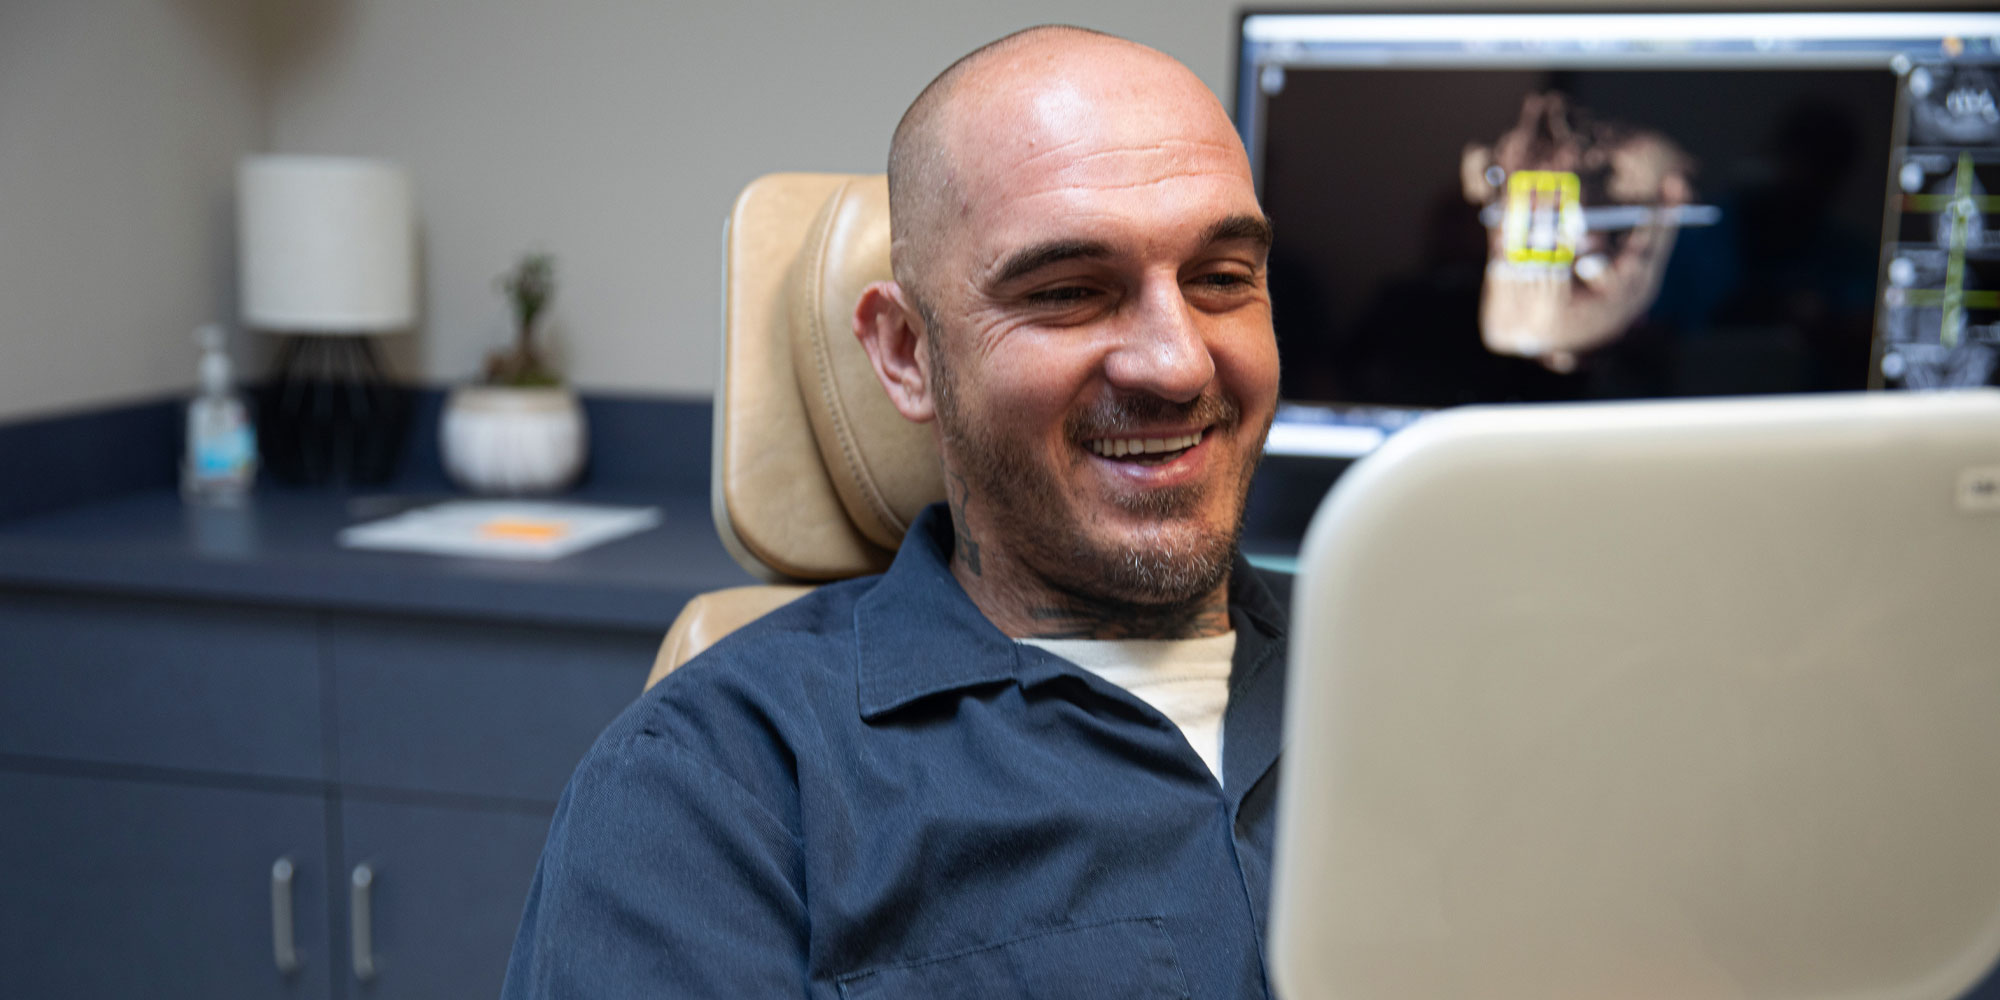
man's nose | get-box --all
[1103,279,1215,403]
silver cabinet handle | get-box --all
[350,862,378,983]
[271,857,301,975]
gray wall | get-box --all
[0,0,264,423]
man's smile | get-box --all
[1082,428,1205,463]
[1074,425,1231,501]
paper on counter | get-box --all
[338,500,661,561]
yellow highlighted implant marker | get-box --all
[1502,170,1584,266]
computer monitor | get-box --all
[1237,9,2000,457]
[1271,388,2000,1000]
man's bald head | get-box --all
[886,26,1236,311]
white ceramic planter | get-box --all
[439,385,588,495]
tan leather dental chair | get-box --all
[645,174,945,689]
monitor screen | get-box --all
[1237,10,2000,455]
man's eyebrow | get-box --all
[1201,213,1275,252]
[991,238,1115,286]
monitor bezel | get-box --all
[1234,3,2000,457]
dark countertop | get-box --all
[0,485,756,633]
[0,394,1332,633]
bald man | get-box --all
[503,27,1288,1000]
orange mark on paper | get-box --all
[480,519,570,541]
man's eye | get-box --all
[1027,286,1099,303]
[1192,272,1252,289]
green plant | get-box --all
[486,253,561,386]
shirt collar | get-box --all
[853,504,1290,723]
[854,505,1024,719]
[1221,559,1289,801]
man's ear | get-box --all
[853,280,937,424]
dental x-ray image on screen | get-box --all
[1460,91,1709,376]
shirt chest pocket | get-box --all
[835,916,1191,1000]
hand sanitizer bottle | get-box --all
[182,323,257,506]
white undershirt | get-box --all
[1018,633,1236,784]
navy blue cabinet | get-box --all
[320,612,654,996]
[0,592,324,778]
[326,613,652,803]
[0,772,334,999]
[336,799,557,1000]
[0,588,657,1000]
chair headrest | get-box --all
[714,173,945,582]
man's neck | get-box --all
[950,552,1232,641]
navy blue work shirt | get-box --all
[503,504,1290,999]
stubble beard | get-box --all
[926,321,1263,609]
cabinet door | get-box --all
[0,771,333,1000]
[0,590,323,779]
[327,613,654,802]
[336,798,554,1000]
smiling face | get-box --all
[871,34,1279,627]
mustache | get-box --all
[1065,390,1240,441]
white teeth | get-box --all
[1086,431,1203,459]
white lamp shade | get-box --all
[238,155,415,333]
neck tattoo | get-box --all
[946,471,982,576]
[1023,593,1231,641]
